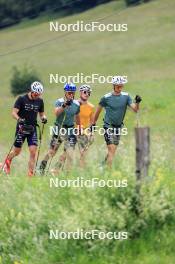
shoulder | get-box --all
[55,98,64,107]
[121,91,129,96]
[87,102,95,109]
[15,95,23,102]
[73,100,80,107]
[104,92,113,98]
[37,97,44,103]
[55,97,64,103]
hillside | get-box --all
[0,0,175,263]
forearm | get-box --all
[75,115,81,127]
[55,107,65,117]
[91,105,102,124]
[90,113,94,125]
[39,112,46,119]
[12,109,20,121]
[133,103,139,112]
[92,109,102,124]
[130,103,139,113]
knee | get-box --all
[108,148,116,158]
[67,147,74,156]
[49,149,56,157]
[30,149,36,159]
[14,148,21,156]
[60,154,66,162]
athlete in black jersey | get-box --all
[3,81,47,177]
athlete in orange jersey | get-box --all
[77,85,95,167]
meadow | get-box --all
[0,0,175,263]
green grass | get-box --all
[0,167,174,264]
[0,0,175,263]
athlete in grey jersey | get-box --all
[92,76,142,168]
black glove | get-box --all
[65,99,73,106]
[62,100,73,108]
[89,124,96,133]
[135,95,142,104]
[18,118,25,125]
[41,117,47,124]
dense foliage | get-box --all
[0,0,113,28]
[10,66,41,96]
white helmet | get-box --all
[31,81,44,94]
[79,84,92,92]
[112,76,128,85]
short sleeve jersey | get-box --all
[99,91,133,127]
[14,94,44,125]
[79,102,95,128]
[54,98,80,127]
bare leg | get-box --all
[28,145,37,176]
[43,148,58,161]
[54,151,67,170]
[8,147,21,161]
[66,147,75,171]
[2,147,21,174]
[39,146,59,174]
[105,144,117,168]
[79,149,87,167]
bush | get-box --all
[10,65,41,96]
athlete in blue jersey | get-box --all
[39,83,80,175]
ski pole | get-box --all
[34,123,45,176]
[136,110,140,128]
[46,108,67,176]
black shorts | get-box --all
[14,125,38,148]
[104,127,121,146]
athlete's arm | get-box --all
[92,105,103,124]
[75,114,81,127]
[39,112,47,124]
[39,112,46,119]
[54,106,65,116]
[39,100,47,121]
[129,103,139,113]
[90,112,95,124]
[12,108,20,121]
[128,95,141,112]
[90,106,95,124]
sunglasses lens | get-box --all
[83,91,90,95]
[32,92,39,96]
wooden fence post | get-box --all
[135,127,150,181]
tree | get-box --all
[10,65,41,96]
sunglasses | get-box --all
[83,91,91,96]
[66,92,75,95]
[32,92,40,96]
